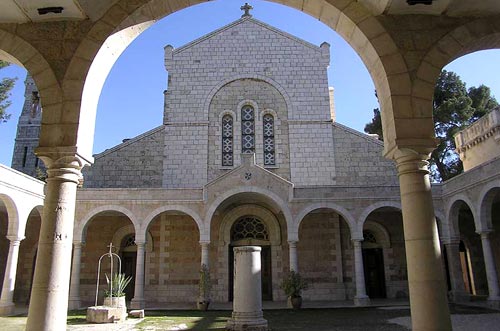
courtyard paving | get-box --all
[1,302,499,330]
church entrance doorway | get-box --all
[363,248,386,298]
[228,216,273,301]
[120,234,137,301]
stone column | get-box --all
[394,149,452,331]
[68,241,84,310]
[25,152,85,331]
[352,239,370,306]
[479,231,500,301]
[0,237,23,315]
[200,241,210,268]
[288,240,298,272]
[131,241,146,309]
[226,246,268,331]
[444,240,469,302]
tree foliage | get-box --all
[0,60,17,123]
[364,70,498,182]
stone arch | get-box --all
[205,186,293,242]
[142,205,203,241]
[478,180,500,231]
[205,75,292,119]
[363,220,391,249]
[294,202,357,241]
[219,204,281,246]
[0,194,20,238]
[357,201,402,236]
[75,205,139,242]
[111,224,154,253]
[446,195,478,238]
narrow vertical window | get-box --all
[241,105,255,154]
[263,114,275,166]
[22,146,28,167]
[222,115,234,166]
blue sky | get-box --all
[1,0,499,166]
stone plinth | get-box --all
[86,306,127,323]
[226,246,268,331]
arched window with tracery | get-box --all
[263,114,275,166]
[241,105,255,154]
[363,230,377,244]
[231,217,269,242]
[222,114,234,166]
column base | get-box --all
[354,296,370,306]
[226,316,268,331]
[487,296,500,309]
[130,298,146,310]
[0,303,15,316]
[68,298,81,310]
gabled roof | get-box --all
[169,16,323,55]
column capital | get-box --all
[135,241,146,248]
[384,141,438,162]
[35,146,90,185]
[199,240,210,246]
[287,240,298,247]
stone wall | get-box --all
[83,127,164,188]
[145,214,200,304]
[332,123,399,186]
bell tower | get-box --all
[11,74,44,178]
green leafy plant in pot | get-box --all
[104,273,132,308]
[280,270,308,309]
[197,264,212,310]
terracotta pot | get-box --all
[290,296,302,309]
[197,300,210,311]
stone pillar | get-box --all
[352,239,370,306]
[394,149,452,331]
[68,241,84,310]
[479,231,500,301]
[444,240,469,302]
[200,241,210,268]
[131,241,146,309]
[288,240,298,272]
[226,246,268,331]
[0,237,23,315]
[25,152,85,331]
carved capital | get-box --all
[388,147,433,176]
[35,146,90,184]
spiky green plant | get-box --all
[104,273,132,297]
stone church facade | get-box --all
[1,15,499,312]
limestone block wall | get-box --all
[13,213,40,304]
[332,123,398,186]
[289,122,336,186]
[163,18,330,123]
[83,127,164,188]
[298,212,348,300]
[163,124,208,188]
[144,214,200,304]
[207,79,291,181]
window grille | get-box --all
[363,230,377,244]
[231,217,269,241]
[241,105,255,154]
[222,114,234,166]
[263,114,275,165]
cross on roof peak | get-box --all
[241,3,253,17]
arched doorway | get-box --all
[362,229,387,299]
[119,234,137,301]
[228,216,272,301]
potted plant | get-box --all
[103,273,132,308]
[197,264,212,310]
[280,270,308,309]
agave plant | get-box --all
[104,273,132,297]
